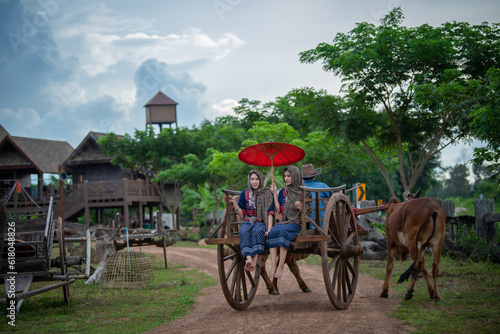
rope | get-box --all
[2,181,42,209]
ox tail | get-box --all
[398,210,438,283]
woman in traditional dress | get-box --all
[228,169,274,271]
[267,165,310,279]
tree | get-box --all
[444,163,472,198]
[98,127,200,229]
[470,68,500,182]
[299,8,500,198]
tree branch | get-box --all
[359,141,396,198]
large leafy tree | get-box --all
[470,68,500,182]
[98,127,200,229]
[299,8,500,198]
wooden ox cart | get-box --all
[0,198,75,313]
[206,184,387,310]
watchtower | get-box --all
[144,91,178,130]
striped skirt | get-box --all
[267,223,301,250]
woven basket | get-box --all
[100,251,154,289]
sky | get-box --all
[1,0,499,169]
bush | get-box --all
[456,226,500,263]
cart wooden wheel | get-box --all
[216,212,261,311]
[57,218,70,303]
[320,193,361,310]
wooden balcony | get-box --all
[61,179,161,223]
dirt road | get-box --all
[141,245,412,334]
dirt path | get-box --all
[141,245,412,334]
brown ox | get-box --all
[260,253,311,294]
[380,191,446,301]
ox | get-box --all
[261,253,311,295]
[380,190,446,301]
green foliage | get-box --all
[474,180,500,201]
[299,7,500,197]
[470,68,500,182]
[442,163,473,198]
[456,226,500,262]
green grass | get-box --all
[0,254,215,333]
[300,254,500,333]
[174,240,217,250]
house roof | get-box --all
[143,91,178,107]
[63,131,123,167]
[0,133,74,174]
[0,124,9,142]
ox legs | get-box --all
[381,248,396,298]
[404,248,443,301]
[260,254,311,294]
[404,278,417,300]
[418,260,436,300]
[286,260,312,293]
[431,242,443,301]
[260,254,279,295]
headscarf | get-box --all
[247,169,273,222]
[282,165,310,222]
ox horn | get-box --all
[403,186,409,201]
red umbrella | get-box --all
[238,142,305,183]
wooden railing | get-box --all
[62,179,160,218]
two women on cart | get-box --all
[229,165,310,278]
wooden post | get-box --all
[100,209,105,227]
[38,172,44,201]
[139,202,144,228]
[300,189,306,236]
[84,180,90,228]
[58,165,65,226]
[85,229,91,278]
[474,198,496,242]
[162,237,168,269]
[123,178,129,228]
[442,199,456,240]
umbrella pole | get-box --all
[271,159,274,187]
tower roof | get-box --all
[143,91,178,107]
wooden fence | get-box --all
[439,198,499,242]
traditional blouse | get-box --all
[277,188,287,217]
[238,189,274,221]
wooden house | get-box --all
[61,131,180,230]
[0,125,73,204]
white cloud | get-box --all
[211,98,238,118]
[0,107,42,133]
[53,2,246,77]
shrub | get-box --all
[456,226,500,263]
